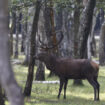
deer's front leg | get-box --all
[58,78,64,99]
[64,79,68,99]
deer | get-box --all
[35,31,100,101]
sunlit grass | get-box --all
[6,63,105,105]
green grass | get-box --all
[6,64,105,105]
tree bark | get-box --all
[35,8,45,81]
[14,11,19,59]
[9,21,14,56]
[9,11,16,57]
[78,0,96,59]
[21,12,25,53]
[73,0,81,58]
[99,22,105,66]
[22,9,30,65]
[0,0,24,105]
[62,9,72,57]
[19,12,22,34]
[35,61,45,81]
[83,0,88,7]
[0,85,5,105]
[24,0,41,96]
[21,29,25,53]
[87,8,97,59]
[74,0,96,85]
[55,4,63,56]
[23,13,30,65]
[43,1,56,77]
[73,0,84,86]
[12,11,16,34]
[43,1,53,50]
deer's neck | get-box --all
[45,56,57,71]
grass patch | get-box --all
[6,64,105,105]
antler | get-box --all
[39,31,63,50]
[39,34,48,49]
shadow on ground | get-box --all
[25,95,105,105]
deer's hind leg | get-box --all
[87,78,97,101]
[94,77,100,101]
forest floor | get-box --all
[6,56,105,105]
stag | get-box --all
[35,32,100,101]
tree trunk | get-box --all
[9,11,16,57]
[20,12,25,53]
[50,1,58,53]
[0,0,24,105]
[43,1,53,50]
[19,12,22,34]
[14,11,19,59]
[87,8,97,59]
[55,4,63,56]
[22,10,30,65]
[23,15,30,65]
[74,0,96,85]
[87,35,91,59]
[83,0,88,7]
[73,0,84,86]
[35,7,45,81]
[0,86,5,105]
[23,33,30,65]
[12,11,16,34]
[73,0,81,58]
[9,26,13,57]
[21,32,25,53]
[24,0,41,96]
[43,1,55,77]
[62,9,72,57]
[78,0,96,59]
[99,22,105,65]
[35,61,45,80]
[14,33,19,58]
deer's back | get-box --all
[55,59,98,79]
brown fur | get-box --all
[36,53,100,101]
[90,61,99,74]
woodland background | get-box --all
[0,0,105,105]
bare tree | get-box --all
[24,0,42,96]
[0,0,24,105]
